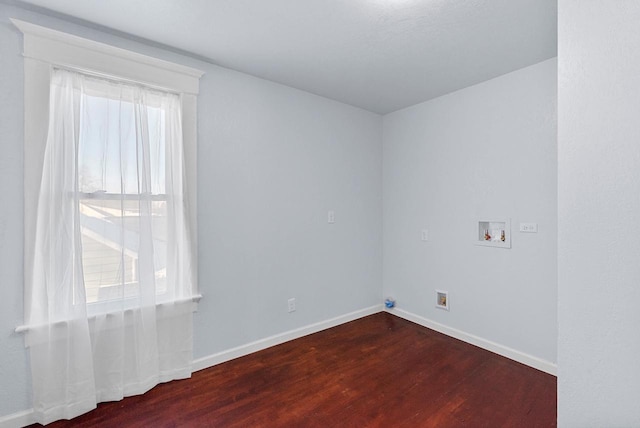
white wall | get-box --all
[195,54,383,356]
[558,2,640,426]
[383,58,557,367]
[0,3,382,421]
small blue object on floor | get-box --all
[384,298,395,309]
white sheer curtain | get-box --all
[25,69,197,425]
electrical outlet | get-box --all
[288,298,296,313]
[519,222,538,233]
[328,210,335,224]
[421,229,429,241]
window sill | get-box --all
[15,294,202,334]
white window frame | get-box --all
[12,19,204,309]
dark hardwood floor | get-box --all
[32,312,556,427]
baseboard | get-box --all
[3,305,382,428]
[191,304,384,372]
[1,303,553,427]
[387,307,557,376]
[0,409,35,428]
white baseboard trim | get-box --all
[0,409,35,428]
[2,304,553,427]
[388,307,557,376]
[3,306,382,428]
[191,304,384,373]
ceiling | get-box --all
[18,0,557,114]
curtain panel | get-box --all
[25,69,197,425]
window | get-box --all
[75,79,173,309]
[14,19,204,425]
[41,69,191,316]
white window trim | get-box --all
[11,19,203,94]
[13,19,204,322]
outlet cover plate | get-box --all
[519,222,538,233]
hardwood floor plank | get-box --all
[30,312,556,427]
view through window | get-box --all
[78,93,168,303]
